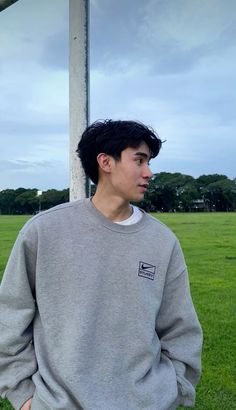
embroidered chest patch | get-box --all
[138,261,156,280]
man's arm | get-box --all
[0,230,37,410]
[156,240,203,408]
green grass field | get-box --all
[0,213,236,410]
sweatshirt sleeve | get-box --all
[156,240,203,408]
[0,229,37,410]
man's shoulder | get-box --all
[142,211,177,243]
[20,199,86,234]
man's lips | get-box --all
[138,184,148,189]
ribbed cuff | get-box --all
[6,378,35,410]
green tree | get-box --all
[0,189,18,214]
[178,183,199,212]
[41,189,69,210]
[196,174,228,187]
[14,189,39,214]
[203,179,236,211]
[148,173,196,212]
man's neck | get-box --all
[91,188,132,222]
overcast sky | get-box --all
[0,0,235,190]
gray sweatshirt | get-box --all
[0,199,202,410]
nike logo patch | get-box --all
[138,261,156,280]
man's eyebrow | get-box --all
[134,152,150,159]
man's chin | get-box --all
[130,194,145,203]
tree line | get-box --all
[0,173,235,215]
[0,188,69,215]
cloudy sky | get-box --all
[0,0,235,190]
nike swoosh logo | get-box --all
[141,264,153,270]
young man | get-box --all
[0,120,202,410]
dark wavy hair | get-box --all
[76,119,162,184]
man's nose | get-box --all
[143,164,153,179]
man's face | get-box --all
[109,142,153,202]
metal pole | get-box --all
[0,0,18,12]
[69,0,90,201]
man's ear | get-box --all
[97,153,113,174]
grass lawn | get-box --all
[0,215,30,278]
[0,212,236,409]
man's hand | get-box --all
[20,397,32,410]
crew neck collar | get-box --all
[81,198,149,233]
